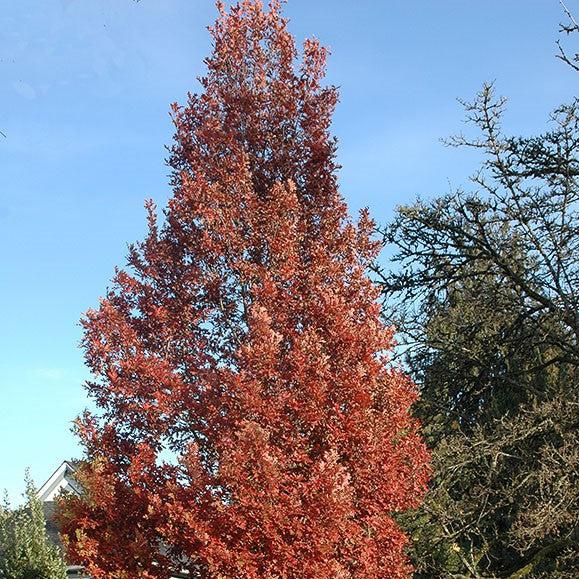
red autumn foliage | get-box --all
[59,1,430,577]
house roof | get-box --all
[37,460,82,502]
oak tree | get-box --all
[59,2,430,577]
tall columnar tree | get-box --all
[59,2,429,577]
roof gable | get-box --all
[37,460,82,502]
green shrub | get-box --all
[0,474,67,579]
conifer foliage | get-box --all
[0,475,67,579]
[60,2,429,576]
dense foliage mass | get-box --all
[377,83,578,577]
[59,2,429,577]
[0,476,67,579]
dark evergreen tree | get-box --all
[376,83,578,577]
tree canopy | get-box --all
[377,80,578,578]
[59,2,430,577]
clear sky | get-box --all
[1,0,576,502]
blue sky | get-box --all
[1,0,576,502]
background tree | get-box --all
[557,0,579,71]
[59,1,429,577]
[375,79,578,577]
[0,474,67,579]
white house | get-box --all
[38,460,88,578]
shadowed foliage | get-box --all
[376,82,578,577]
